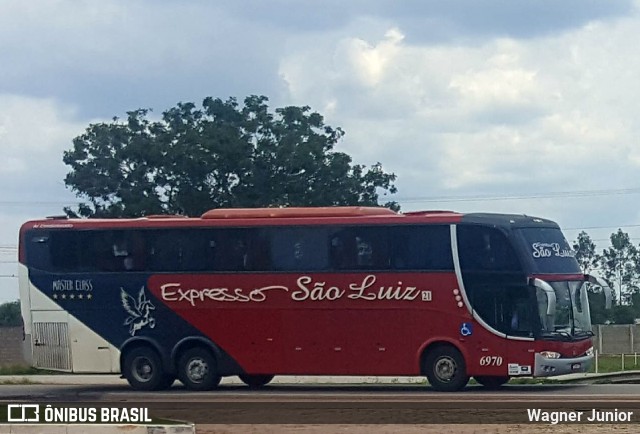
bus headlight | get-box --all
[539,351,561,359]
[585,346,594,357]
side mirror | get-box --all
[528,277,557,315]
[586,274,613,309]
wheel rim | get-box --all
[186,357,209,383]
[132,356,154,383]
[434,355,457,383]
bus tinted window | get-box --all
[148,228,270,272]
[330,227,390,270]
[391,225,453,270]
[212,229,270,272]
[95,230,146,271]
[270,227,329,271]
[50,231,85,271]
[28,224,456,273]
[458,226,521,272]
[148,229,215,272]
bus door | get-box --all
[457,225,529,377]
[30,308,115,373]
[30,310,73,372]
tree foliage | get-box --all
[573,228,640,324]
[601,229,639,305]
[63,96,397,217]
[572,231,601,275]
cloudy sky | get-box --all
[1,0,640,302]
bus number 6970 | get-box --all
[479,356,503,366]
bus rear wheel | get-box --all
[178,347,221,391]
[239,374,274,388]
[424,345,469,392]
[123,347,166,391]
[474,376,510,389]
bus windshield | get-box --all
[516,227,580,274]
[535,280,592,340]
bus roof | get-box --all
[461,213,560,228]
[20,208,560,230]
[200,206,397,219]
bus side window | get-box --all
[246,229,270,271]
[330,229,357,269]
[392,226,453,270]
[97,231,146,272]
[330,227,389,270]
[49,231,80,271]
[458,226,521,272]
[271,227,329,271]
[111,231,146,271]
[214,230,250,271]
[179,230,213,271]
[127,232,146,271]
[93,231,121,272]
[26,231,51,271]
[148,230,182,272]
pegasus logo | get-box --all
[121,287,156,336]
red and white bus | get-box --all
[18,207,610,391]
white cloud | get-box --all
[0,95,84,303]
[0,95,83,177]
[1,1,640,306]
[279,8,640,202]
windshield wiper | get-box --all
[540,330,572,341]
[574,330,594,337]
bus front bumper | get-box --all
[533,352,593,377]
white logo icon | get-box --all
[121,287,156,336]
[7,404,40,422]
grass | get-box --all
[591,353,640,373]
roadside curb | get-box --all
[0,374,428,385]
[3,372,637,387]
[550,370,640,383]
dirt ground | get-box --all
[196,424,640,433]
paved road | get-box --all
[5,377,640,434]
[3,381,640,424]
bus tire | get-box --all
[424,345,469,392]
[123,347,166,391]
[239,374,274,388]
[178,347,221,391]
[474,376,510,389]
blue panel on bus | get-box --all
[28,271,206,351]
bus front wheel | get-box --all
[123,347,166,391]
[239,374,274,388]
[474,375,510,389]
[424,345,469,392]
[178,347,221,391]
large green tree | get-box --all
[63,96,397,217]
[600,229,639,306]
[572,231,601,275]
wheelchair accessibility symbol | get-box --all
[460,322,473,336]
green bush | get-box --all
[0,301,21,326]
